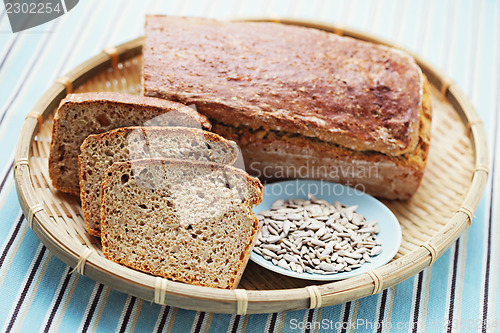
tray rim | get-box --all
[13,17,489,314]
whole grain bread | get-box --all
[49,92,211,195]
[214,79,433,200]
[100,158,263,289]
[143,15,424,157]
[79,126,239,237]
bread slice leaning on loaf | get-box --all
[79,126,240,237]
[100,158,263,289]
[49,92,211,195]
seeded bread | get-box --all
[100,158,263,289]
[79,126,239,237]
[143,16,432,199]
[49,92,211,195]
[144,15,424,156]
[213,79,432,200]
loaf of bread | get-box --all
[49,92,211,195]
[143,16,432,199]
[101,158,263,289]
[214,81,432,199]
[79,126,239,237]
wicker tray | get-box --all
[14,18,489,314]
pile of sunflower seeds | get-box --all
[253,195,382,274]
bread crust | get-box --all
[211,79,432,199]
[144,15,423,156]
[49,92,211,195]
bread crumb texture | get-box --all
[101,158,262,289]
[79,126,238,237]
[49,92,210,195]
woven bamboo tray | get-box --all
[14,18,489,314]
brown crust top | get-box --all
[58,92,211,130]
[144,16,424,156]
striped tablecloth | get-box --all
[0,0,498,332]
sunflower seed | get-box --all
[286,213,303,220]
[261,248,277,258]
[254,197,382,274]
[263,244,281,252]
[277,259,289,270]
[371,246,383,256]
[283,220,291,236]
[271,200,285,209]
[344,257,359,265]
[283,254,298,263]
[316,226,326,237]
[307,222,324,231]
[266,235,281,243]
[318,262,336,272]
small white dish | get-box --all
[250,180,402,281]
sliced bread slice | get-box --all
[100,158,263,289]
[79,126,240,237]
[49,92,211,195]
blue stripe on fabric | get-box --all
[449,0,474,91]
[472,0,497,135]
[0,190,21,236]
[17,255,68,332]
[108,0,155,47]
[0,35,20,73]
[97,0,146,53]
[4,244,48,332]
[56,276,102,332]
[0,30,66,156]
[91,288,130,332]
[169,308,197,332]
[57,0,128,73]
[0,32,48,113]
[242,313,271,333]
[457,1,490,329]
[354,294,380,332]
[473,2,500,331]
[460,201,488,332]
[387,275,416,330]
[280,308,307,332]
[424,0,448,69]
[0,227,39,328]
[425,248,452,330]
[314,303,343,332]
[206,312,233,332]
[126,300,162,333]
